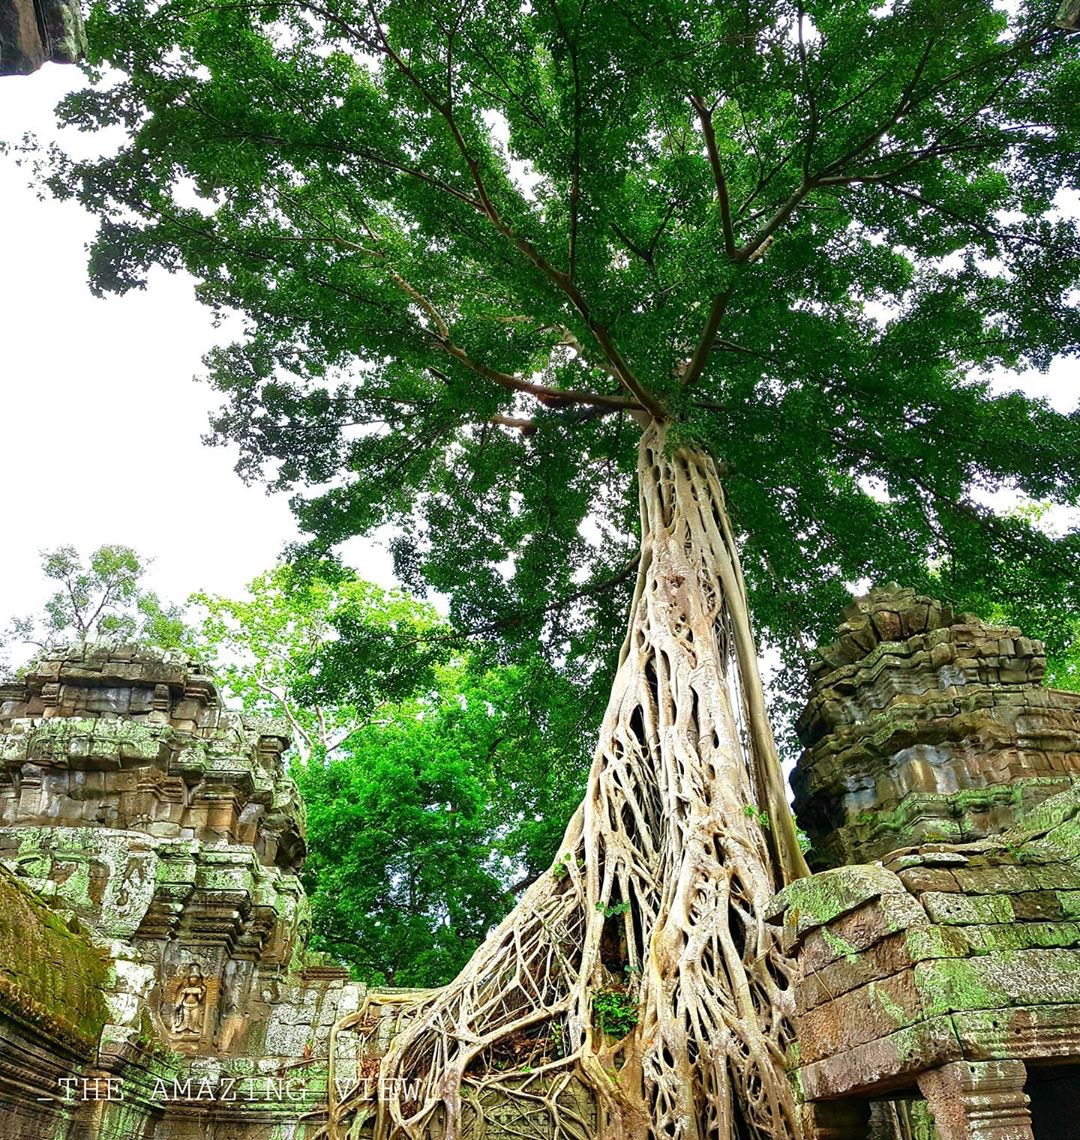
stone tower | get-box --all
[792,585,1080,870]
[0,643,362,1139]
[774,587,1080,1140]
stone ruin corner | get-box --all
[0,641,364,1140]
[0,0,86,75]
[777,585,1080,1140]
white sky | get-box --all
[0,65,1078,646]
[0,66,395,638]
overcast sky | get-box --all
[0,66,395,641]
[0,64,1078,649]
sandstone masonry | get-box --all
[793,587,1080,869]
[0,644,364,1140]
[777,587,1080,1140]
[0,0,85,75]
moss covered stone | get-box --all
[0,862,108,1056]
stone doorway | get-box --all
[1026,1063,1080,1140]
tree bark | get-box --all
[326,423,806,1140]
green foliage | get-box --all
[3,545,191,667]
[595,900,631,917]
[794,819,813,856]
[190,561,449,761]
[743,804,771,830]
[32,0,1080,711]
[551,852,584,881]
[191,562,593,985]
[295,667,508,985]
[296,658,590,985]
[1049,638,1080,694]
[591,986,639,1039]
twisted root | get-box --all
[322,424,806,1140]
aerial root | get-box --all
[323,424,802,1140]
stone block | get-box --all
[921,892,1014,926]
[796,926,965,1012]
[961,921,1080,955]
[954,1002,1080,1061]
[799,968,926,1063]
[798,893,932,973]
[772,864,913,942]
[797,1014,963,1099]
[898,866,962,894]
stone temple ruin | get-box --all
[0,644,363,1139]
[777,586,1080,1140]
[0,0,85,74]
[1,587,1080,1140]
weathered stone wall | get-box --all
[793,585,1080,869]
[773,784,1080,1138]
[779,588,1080,1140]
[1058,0,1080,32]
[0,862,111,1139]
[0,644,364,1139]
[0,0,85,75]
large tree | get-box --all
[37,1,1080,1136]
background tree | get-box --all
[37,1,1080,1137]
[191,562,449,761]
[298,659,589,985]
[2,544,190,667]
[192,563,593,985]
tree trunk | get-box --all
[326,423,807,1140]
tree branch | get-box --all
[680,284,736,388]
[689,94,736,259]
[255,673,317,758]
[822,178,1074,255]
[360,0,667,421]
[430,339,640,410]
[816,31,938,180]
[82,581,118,638]
[489,405,623,432]
[359,222,638,413]
[738,181,812,263]
[795,5,819,181]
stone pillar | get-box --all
[802,1099,872,1140]
[917,1060,1033,1140]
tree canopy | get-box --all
[191,562,449,761]
[2,544,190,666]
[37,0,1080,683]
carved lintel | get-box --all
[918,1060,1033,1140]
